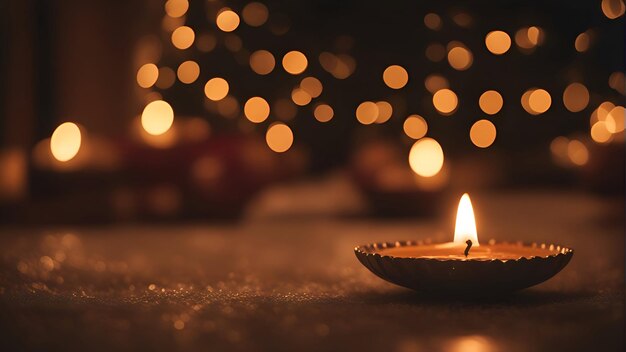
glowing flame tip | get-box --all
[454,193,479,246]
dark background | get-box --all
[1,0,624,223]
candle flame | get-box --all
[454,193,479,246]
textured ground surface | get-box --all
[0,191,623,351]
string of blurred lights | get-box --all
[43,0,624,183]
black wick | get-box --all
[464,239,473,257]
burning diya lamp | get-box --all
[355,194,574,295]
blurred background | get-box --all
[1,0,624,224]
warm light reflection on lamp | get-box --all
[50,122,82,162]
[454,193,480,246]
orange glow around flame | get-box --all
[454,193,480,246]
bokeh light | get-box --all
[171,26,195,50]
[164,0,188,18]
[196,33,217,52]
[244,97,270,123]
[136,63,159,88]
[216,9,240,32]
[204,78,229,101]
[550,136,570,165]
[424,74,449,93]
[291,88,312,106]
[356,101,379,125]
[485,30,511,55]
[424,13,442,31]
[591,121,613,143]
[433,89,458,115]
[452,12,473,28]
[470,120,497,148]
[479,90,503,115]
[242,2,269,27]
[574,31,591,52]
[408,138,444,177]
[403,115,428,139]
[425,43,446,62]
[601,0,626,19]
[300,77,323,98]
[223,34,242,52]
[528,89,552,114]
[527,26,545,46]
[562,83,589,112]
[383,65,409,89]
[608,71,625,95]
[141,100,174,136]
[567,140,589,166]
[592,101,616,125]
[314,104,334,123]
[156,67,176,89]
[375,101,393,123]
[608,106,625,132]
[274,99,297,121]
[447,44,473,70]
[514,26,545,52]
[249,50,275,75]
[50,122,82,162]
[318,52,356,79]
[266,123,293,153]
[282,51,308,75]
[177,60,200,84]
[216,95,240,118]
